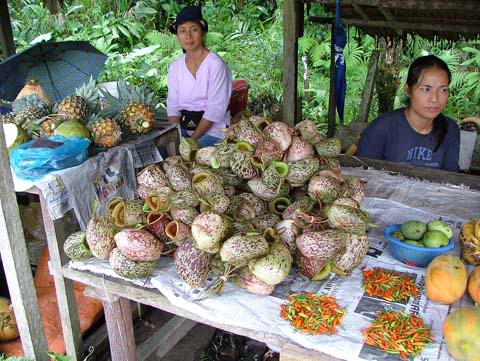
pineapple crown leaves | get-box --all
[85,113,100,130]
[22,114,59,137]
[74,77,100,111]
[100,80,158,119]
[12,94,49,113]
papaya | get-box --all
[425,254,467,304]
[443,307,480,361]
[468,266,480,304]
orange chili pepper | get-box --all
[362,267,419,302]
[363,310,434,361]
[280,292,345,335]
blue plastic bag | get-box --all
[10,136,91,181]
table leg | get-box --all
[103,296,137,361]
[39,195,84,360]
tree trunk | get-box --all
[44,0,63,14]
[0,0,15,58]
[375,39,400,115]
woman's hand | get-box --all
[191,118,213,140]
[168,116,181,125]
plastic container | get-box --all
[384,224,455,268]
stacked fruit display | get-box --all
[390,219,453,248]
[423,253,480,361]
[1,79,157,152]
[64,115,374,297]
[459,219,480,265]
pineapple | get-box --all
[119,101,155,134]
[22,114,64,138]
[87,114,122,148]
[11,94,49,127]
[57,95,90,122]
[12,94,47,114]
[1,113,16,124]
[101,81,157,135]
[56,78,99,123]
[39,115,66,136]
[16,106,49,128]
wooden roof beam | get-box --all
[379,7,402,36]
[352,4,369,20]
[309,16,480,34]
[0,0,15,58]
[305,0,479,11]
[379,7,394,21]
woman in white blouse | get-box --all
[167,6,233,147]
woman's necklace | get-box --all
[186,49,209,77]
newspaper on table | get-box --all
[65,147,138,230]
[70,168,480,361]
[118,129,163,168]
[12,131,165,229]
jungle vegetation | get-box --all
[4,0,480,130]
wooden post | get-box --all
[283,0,300,126]
[40,198,84,361]
[327,26,336,137]
[103,297,137,361]
[0,0,15,59]
[355,49,380,123]
[0,119,48,359]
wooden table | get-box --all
[49,158,480,361]
[12,122,180,361]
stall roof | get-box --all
[308,0,480,41]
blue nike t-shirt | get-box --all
[356,108,460,172]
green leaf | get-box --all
[46,352,71,361]
[128,24,142,39]
[135,7,157,15]
[116,24,133,42]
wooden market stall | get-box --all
[52,162,480,361]
[282,0,480,134]
[1,2,480,361]
[0,122,180,361]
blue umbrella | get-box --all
[0,41,107,103]
[334,0,347,124]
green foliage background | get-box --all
[4,0,480,127]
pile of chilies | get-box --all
[363,310,434,360]
[280,292,345,335]
[362,267,419,302]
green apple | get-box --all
[427,220,453,239]
[422,230,449,248]
[404,240,424,247]
[401,220,427,241]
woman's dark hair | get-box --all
[406,55,451,152]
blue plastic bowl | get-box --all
[384,224,455,268]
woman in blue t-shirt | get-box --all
[356,55,460,172]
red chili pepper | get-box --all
[362,267,419,302]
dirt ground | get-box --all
[94,305,279,361]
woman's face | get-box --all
[404,67,450,122]
[176,21,205,52]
